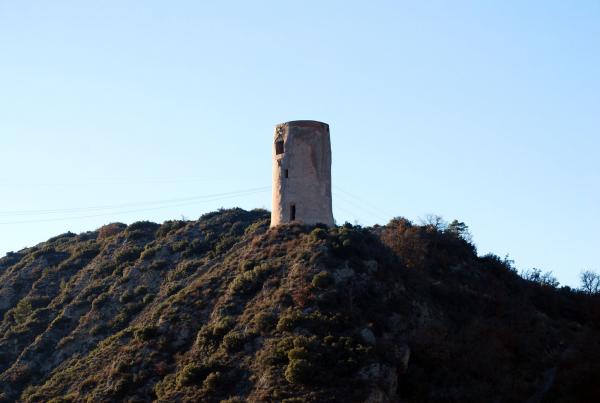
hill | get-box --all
[0,208,599,402]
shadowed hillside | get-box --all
[0,208,599,402]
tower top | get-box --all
[276,120,329,130]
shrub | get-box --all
[154,374,176,399]
[134,326,159,342]
[127,221,160,233]
[229,263,273,295]
[182,239,210,258]
[212,316,235,337]
[12,299,33,324]
[91,292,110,309]
[254,312,277,333]
[222,331,245,352]
[115,246,142,264]
[203,371,221,391]
[156,220,187,238]
[240,260,255,271]
[311,271,333,289]
[98,223,127,239]
[177,363,204,387]
[215,236,237,255]
[119,291,135,304]
[142,293,155,304]
[276,310,342,333]
[521,268,560,288]
[284,359,314,384]
[170,240,189,252]
[309,227,328,242]
[140,245,161,260]
[244,219,268,235]
[197,316,236,347]
[287,347,309,361]
[73,244,101,260]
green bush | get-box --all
[134,326,158,342]
[311,271,333,289]
[142,293,155,304]
[12,299,33,325]
[119,291,135,304]
[223,331,245,351]
[170,240,189,252]
[126,220,159,234]
[92,292,110,310]
[212,316,235,337]
[140,244,161,260]
[287,347,309,361]
[284,359,314,384]
[154,374,176,399]
[253,312,276,333]
[182,239,210,258]
[276,310,342,333]
[156,220,187,238]
[115,246,142,264]
[203,371,221,391]
[176,363,207,387]
[309,227,328,242]
[229,263,273,295]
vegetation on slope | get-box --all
[0,208,598,402]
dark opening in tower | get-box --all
[275,137,284,155]
[290,204,296,221]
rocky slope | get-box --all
[0,208,598,402]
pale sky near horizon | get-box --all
[0,1,598,287]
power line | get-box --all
[0,176,228,188]
[0,187,271,225]
[0,186,271,216]
[333,185,395,220]
[333,190,390,224]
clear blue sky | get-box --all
[1,1,598,287]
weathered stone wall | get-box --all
[270,120,335,227]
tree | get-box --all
[446,220,473,243]
[420,214,447,231]
[521,268,560,288]
[580,270,600,295]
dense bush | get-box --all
[114,246,142,264]
[229,263,274,295]
[285,359,314,384]
[177,363,209,387]
[311,271,333,289]
[134,326,158,342]
[222,331,245,351]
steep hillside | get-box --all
[0,208,599,402]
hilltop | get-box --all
[0,208,599,402]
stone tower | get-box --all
[270,120,334,228]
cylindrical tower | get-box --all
[270,120,334,228]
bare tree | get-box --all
[580,270,600,295]
[521,268,560,288]
[420,214,447,231]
